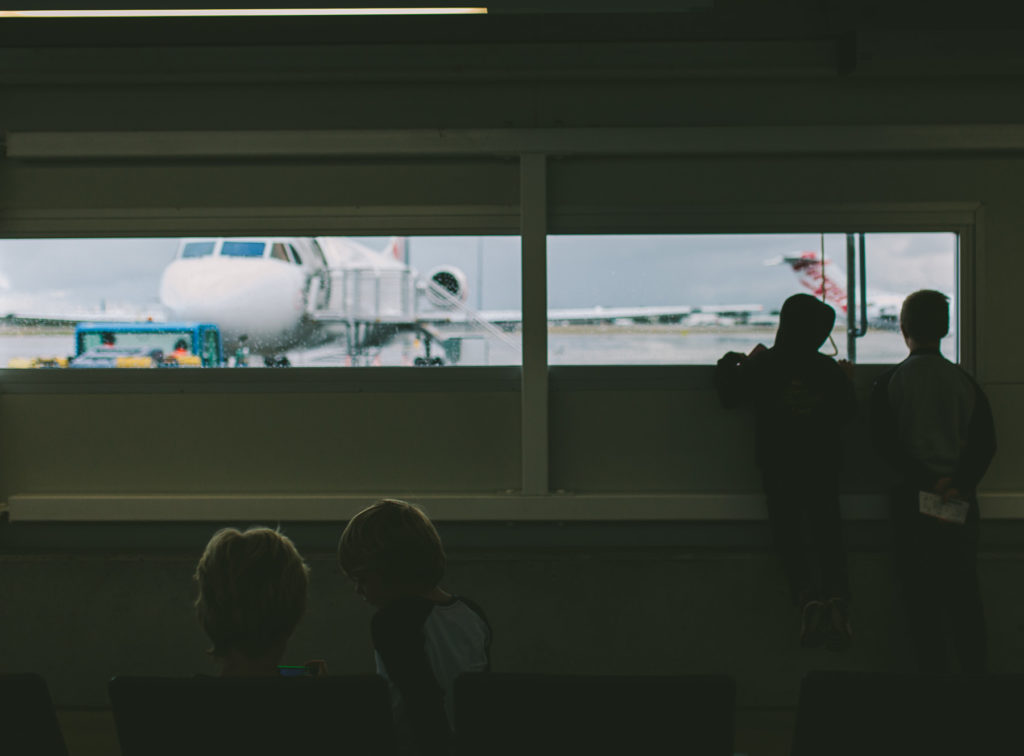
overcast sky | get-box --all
[0,232,956,315]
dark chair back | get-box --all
[109,674,395,756]
[454,673,735,756]
[0,673,68,756]
[793,671,1024,756]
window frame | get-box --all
[0,147,984,521]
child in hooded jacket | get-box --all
[716,293,857,649]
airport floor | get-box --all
[57,707,797,756]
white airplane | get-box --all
[770,250,906,327]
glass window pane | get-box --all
[547,233,958,365]
[0,235,521,368]
[77,325,194,354]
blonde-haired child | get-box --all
[194,526,310,677]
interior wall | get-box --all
[0,388,522,496]
[5,546,1024,709]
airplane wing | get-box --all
[412,303,762,326]
[312,302,763,338]
[1,306,168,327]
[409,305,693,326]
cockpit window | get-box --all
[289,245,303,265]
[181,241,215,258]
[270,243,289,262]
[221,241,266,258]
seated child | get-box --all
[338,499,491,756]
[715,293,857,649]
[194,526,311,677]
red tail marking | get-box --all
[389,237,407,262]
[787,252,848,313]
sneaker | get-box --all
[799,600,827,648]
[824,597,853,652]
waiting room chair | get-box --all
[792,670,1024,756]
[454,673,736,756]
[109,674,395,756]
[0,673,69,756]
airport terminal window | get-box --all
[0,235,521,369]
[546,232,959,365]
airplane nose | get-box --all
[159,258,305,346]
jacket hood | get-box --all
[774,293,836,352]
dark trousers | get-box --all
[890,485,987,674]
[763,470,850,605]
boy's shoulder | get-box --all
[372,597,436,636]
[891,351,973,383]
[372,596,490,647]
[450,595,488,623]
[879,351,986,399]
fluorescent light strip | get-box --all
[0,7,487,18]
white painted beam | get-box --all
[6,493,1024,522]
[9,125,1024,160]
[520,153,548,495]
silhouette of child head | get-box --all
[194,527,309,673]
[900,289,949,346]
[338,499,446,607]
[775,293,836,352]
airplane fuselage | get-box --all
[158,238,322,353]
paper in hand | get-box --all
[919,491,969,525]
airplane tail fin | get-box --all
[387,237,409,265]
[771,251,848,313]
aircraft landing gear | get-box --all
[263,355,291,367]
[413,335,445,366]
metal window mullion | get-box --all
[959,217,980,377]
[520,154,548,495]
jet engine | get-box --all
[424,265,468,309]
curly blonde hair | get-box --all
[338,499,446,591]
[194,526,310,659]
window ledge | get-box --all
[5,492,1022,523]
